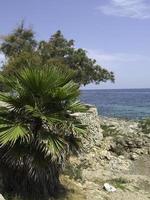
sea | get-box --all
[80,89,150,120]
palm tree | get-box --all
[0,66,87,200]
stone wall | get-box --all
[73,105,103,150]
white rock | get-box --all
[0,194,5,200]
[103,183,117,192]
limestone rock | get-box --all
[130,153,139,160]
[0,194,5,200]
[104,183,117,192]
[76,105,103,148]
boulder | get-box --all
[103,183,117,192]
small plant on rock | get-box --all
[108,177,129,191]
[138,118,150,134]
[101,124,119,137]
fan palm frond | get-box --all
[0,66,87,199]
[0,124,30,146]
[67,100,87,113]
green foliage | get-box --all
[93,177,128,191]
[2,51,41,76]
[138,118,150,134]
[0,24,114,86]
[64,163,83,181]
[108,177,128,191]
[0,66,87,200]
[101,124,119,137]
[38,30,74,60]
[1,22,37,58]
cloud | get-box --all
[87,49,150,63]
[86,49,150,72]
[98,0,150,19]
[83,49,150,89]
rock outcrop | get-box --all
[100,117,150,159]
[62,106,150,200]
[73,105,103,149]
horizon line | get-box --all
[80,87,150,90]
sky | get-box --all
[0,0,150,89]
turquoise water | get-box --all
[80,89,150,119]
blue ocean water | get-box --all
[80,89,150,120]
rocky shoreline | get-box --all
[1,106,150,200]
[61,106,150,200]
